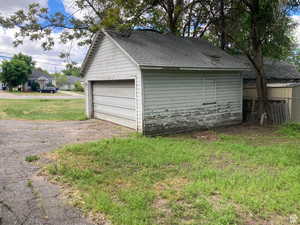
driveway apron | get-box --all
[0,119,131,225]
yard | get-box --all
[0,99,86,120]
[44,124,300,225]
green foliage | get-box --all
[62,63,81,77]
[30,80,40,91]
[12,53,35,72]
[0,53,35,90]
[0,99,87,121]
[287,48,300,71]
[1,59,29,90]
[279,122,300,138]
[25,155,40,162]
[52,73,68,87]
[46,130,300,224]
[73,81,84,92]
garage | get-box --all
[82,30,247,134]
[92,80,136,129]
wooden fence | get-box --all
[243,98,291,125]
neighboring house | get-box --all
[240,57,300,83]
[240,57,300,122]
[244,83,300,122]
[25,70,56,91]
[81,30,248,135]
[59,76,81,90]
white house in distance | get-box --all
[81,29,248,135]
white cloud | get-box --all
[0,27,87,73]
[0,0,48,16]
[62,0,95,20]
[0,0,88,73]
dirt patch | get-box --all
[215,123,278,136]
[153,177,189,193]
[191,130,219,142]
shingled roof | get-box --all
[239,56,300,81]
[29,69,54,81]
[81,29,248,74]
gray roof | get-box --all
[82,29,248,74]
[239,56,300,81]
[29,70,53,81]
[66,76,81,84]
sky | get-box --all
[0,0,300,73]
[0,0,88,73]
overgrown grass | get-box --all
[0,99,86,121]
[279,122,300,138]
[46,126,300,225]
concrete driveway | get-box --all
[0,119,132,225]
[0,91,84,99]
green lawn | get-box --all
[0,99,86,120]
[45,124,300,225]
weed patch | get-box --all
[25,155,40,162]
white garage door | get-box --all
[92,80,136,129]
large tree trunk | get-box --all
[220,0,226,50]
[250,0,269,121]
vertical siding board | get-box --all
[142,71,243,135]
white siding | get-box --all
[84,35,139,81]
[142,71,243,135]
[93,81,136,129]
[84,34,143,131]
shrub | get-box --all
[30,81,40,91]
[279,122,300,137]
[73,81,84,92]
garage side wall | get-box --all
[84,35,143,131]
[142,71,243,135]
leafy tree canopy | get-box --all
[62,63,81,77]
[0,59,30,90]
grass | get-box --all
[0,99,86,121]
[45,125,300,225]
[279,122,300,138]
[25,155,40,162]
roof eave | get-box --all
[140,65,249,72]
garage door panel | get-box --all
[94,112,136,129]
[93,96,135,110]
[94,104,135,121]
[93,82,135,98]
[93,87,135,98]
[92,80,136,129]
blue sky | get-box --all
[0,0,300,73]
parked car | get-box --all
[40,87,57,93]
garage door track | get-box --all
[0,119,131,225]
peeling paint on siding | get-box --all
[142,71,243,135]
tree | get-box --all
[0,0,220,50]
[1,0,300,121]
[211,0,299,120]
[0,59,30,91]
[62,63,81,77]
[52,73,68,87]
